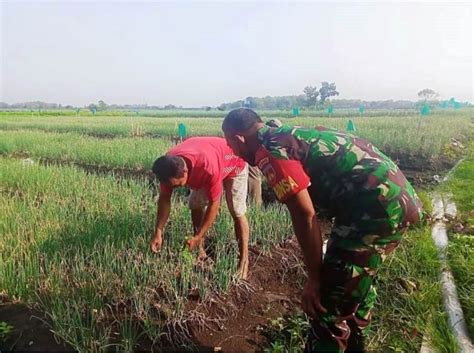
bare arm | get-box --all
[285,188,322,281]
[150,189,172,252]
[155,190,172,234]
[285,188,326,316]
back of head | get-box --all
[152,155,185,183]
[222,108,263,134]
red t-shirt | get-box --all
[255,146,310,203]
[160,137,246,201]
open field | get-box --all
[0,108,451,118]
[0,109,471,162]
[3,0,472,351]
[0,109,472,352]
[0,130,172,170]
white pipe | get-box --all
[431,194,473,353]
[432,193,445,220]
[445,196,458,219]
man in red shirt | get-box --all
[150,137,250,279]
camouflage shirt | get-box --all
[255,125,423,227]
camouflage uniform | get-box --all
[255,125,424,352]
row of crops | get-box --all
[0,110,471,159]
[0,164,459,352]
[0,157,293,351]
[0,108,452,118]
[0,109,471,352]
[0,130,172,170]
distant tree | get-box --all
[303,86,319,107]
[417,89,438,101]
[319,82,339,104]
[244,97,258,109]
[295,95,307,108]
[275,96,291,110]
[98,100,107,111]
[262,96,277,110]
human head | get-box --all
[152,155,188,188]
[222,108,265,165]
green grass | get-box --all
[0,110,471,157]
[1,107,454,119]
[260,226,457,353]
[1,107,470,118]
[368,226,457,352]
[0,130,172,170]
[0,151,466,351]
[443,141,474,228]
[447,234,474,339]
[442,140,474,339]
[0,157,293,351]
[1,111,471,351]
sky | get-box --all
[1,0,472,106]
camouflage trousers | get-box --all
[305,234,400,352]
[306,192,423,352]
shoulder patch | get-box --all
[258,157,277,184]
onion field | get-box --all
[0,109,472,352]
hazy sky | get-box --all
[1,1,472,106]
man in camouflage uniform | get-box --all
[222,109,423,352]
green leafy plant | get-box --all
[0,321,13,342]
[261,314,310,353]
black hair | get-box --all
[152,155,186,182]
[222,108,263,134]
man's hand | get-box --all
[186,235,202,250]
[153,190,172,253]
[302,278,327,318]
[150,232,163,253]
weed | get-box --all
[0,321,13,342]
[261,313,310,353]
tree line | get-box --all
[218,82,339,110]
[1,86,469,111]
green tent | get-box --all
[420,104,431,116]
[347,119,356,132]
[178,123,187,140]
